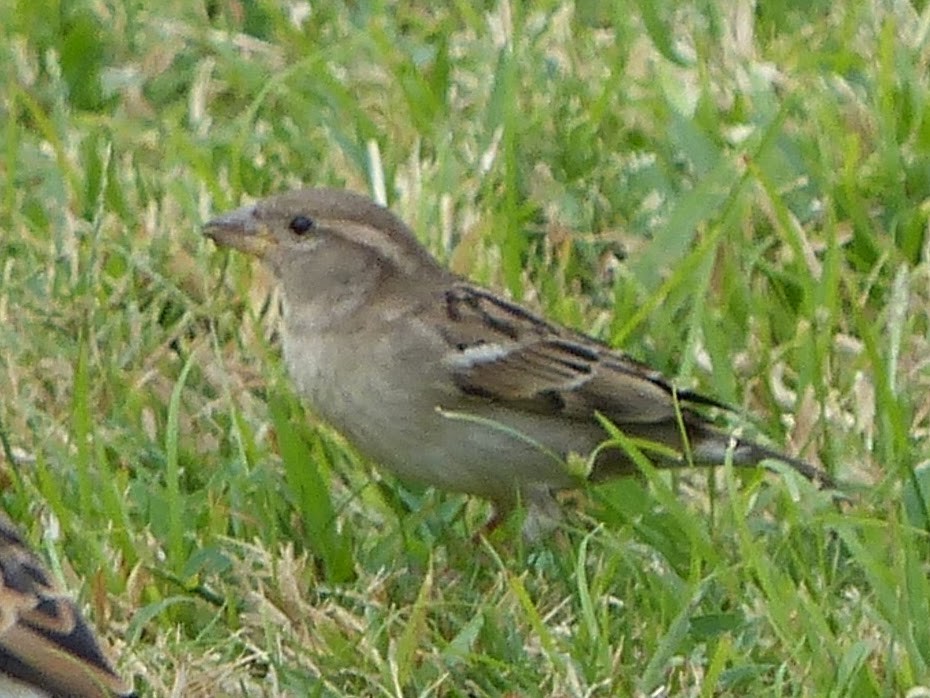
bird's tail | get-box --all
[691,429,836,489]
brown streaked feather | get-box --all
[439,284,836,486]
[0,512,134,698]
[442,283,725,423]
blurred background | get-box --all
[1,1,928,695]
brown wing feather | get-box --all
[438,284,836,486]
[441,283,718,424]
[0,512,134,698]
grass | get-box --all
[1,0,929,695]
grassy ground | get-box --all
[2,1,929,696]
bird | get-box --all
[0,510,134,698]
[204,187,834,535]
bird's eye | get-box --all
[289,215,315,235]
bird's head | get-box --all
[204,188,441,281]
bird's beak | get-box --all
[204,204,277,258]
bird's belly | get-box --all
[336,397,596,498]
[282,331,601,500]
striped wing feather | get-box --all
[0,513,134,698]
[442,283,720,424]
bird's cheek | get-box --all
[241,229,279,259]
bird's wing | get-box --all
[439,283,724,424]
[437,284,838,487]
[0,512,134,698]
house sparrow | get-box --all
[205,188,834,534]
[0,511,134,698]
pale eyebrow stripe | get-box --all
[325,219,431,274]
